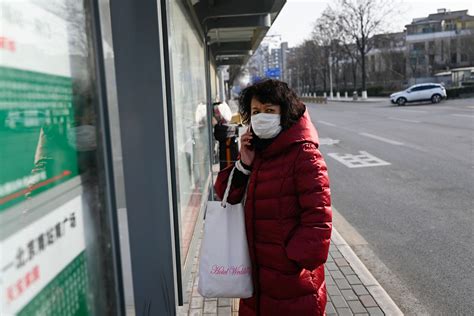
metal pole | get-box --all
[204,38,215,201]
[110,0,179,313]
[329,52,333,99]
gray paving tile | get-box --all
[217,306,231,315]
[327,285,342,296]
[335,257,350,267]
[218,298,231,307]
[331,295,349,308]
[204,300,217,314]
[341,266,356,276]
[191,297,204,309]
[330,251,344,259]
[347,275,362,285]
[178,304,190,316]
[348,300,367,314]
[352,284,370,296]
[326,262,339,271]
[335,307,354,315]
[335,278,352,290]
[366,307,385,316]
[327,255,334,262]
[189,309,203,316]
[186,289,192,300]
[359,295,378,308]
[326,302,337,315]
[341,289,358,301]
[330,270,345,279]
[326,275,336,285]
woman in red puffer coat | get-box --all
[214,79,332,316]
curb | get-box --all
[331,228,404,316]
[327,99,387,103]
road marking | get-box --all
[451,114,474,118]
[388,117,421,123]
[317,120,337,127]
[319,138,340,146]
[359,132,404,146]
[398,109,426,113]
[328,151,391,168]
[467,106,474,109]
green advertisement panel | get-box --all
[0,66,79,211]
[0,1,102,315]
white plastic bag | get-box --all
[197,168,253,298]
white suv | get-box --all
[390,83,447,106]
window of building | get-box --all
[428,41,435,51]
[451,53,457,64]
[451,39,457,49]
[461,53,468,62]
[419,55,426,65]
[445,21,455,31]
[429,54,435,65]
[413,43,425,51]
[0,1,120,314]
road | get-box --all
[307,98,474,315]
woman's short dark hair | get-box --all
[238,79,305,130]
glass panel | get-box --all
[0,0,119,315]
[167,0,210,265]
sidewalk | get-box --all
[327,97,388,103]
[301,96,388,104]
[177,228,402,316]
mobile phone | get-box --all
[249,127,255,148]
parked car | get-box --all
[390,83,447,106]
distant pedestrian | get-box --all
[212,101,239,170]
[214,79,332,315]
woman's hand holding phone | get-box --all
[240,127,255,166]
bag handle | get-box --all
[221,166,236,207]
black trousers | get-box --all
[218,136,239,170]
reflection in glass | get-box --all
[168,0,211,265]
[0,0,119,315]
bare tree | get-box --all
[329,0,399,93]
[312,8,339,93]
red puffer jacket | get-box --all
[215,110,332,316]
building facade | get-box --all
[405,9,474,78]
[247,36,289,83]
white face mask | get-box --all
[251,113,282,139]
